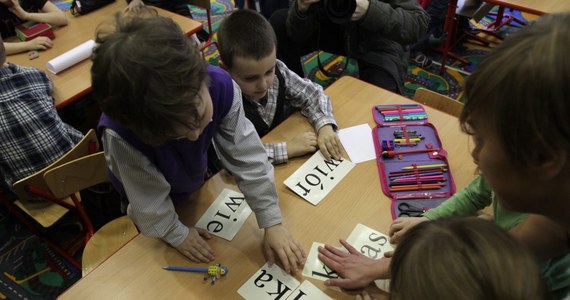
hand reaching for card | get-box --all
[389,216,429,244]
[263,224,306,274]
[318,125,344,160]
[317,239,390,289]
[175,227,215,263]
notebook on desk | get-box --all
[15,21,55,41]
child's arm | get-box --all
[8,0,67,26]
[264,132,318,164]
[213,81,305,274]
[4,37,53,55]
[510,214,569,261]
[277,60,341,159]
[101,130,215,263]
[389,176,491,243]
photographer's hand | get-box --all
[351,0,370,21]
[297,0,320,14]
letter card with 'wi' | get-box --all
[284,151,355,205]
[195,188,252,241]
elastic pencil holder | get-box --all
[371,104,456,220]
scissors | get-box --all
[398,203,427,217]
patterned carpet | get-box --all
[196,2,537,101]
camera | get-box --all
[319,0,357,24]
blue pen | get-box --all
[163,264,229,285]
[163,266,209,272]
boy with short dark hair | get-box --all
[217,9,343,164]
[0,34,83,190]
[92,11,305,273]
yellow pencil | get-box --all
[402,163,447,170]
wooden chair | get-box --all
[413,88,464,117]
[43,152,138,276]
[1,129,100,270]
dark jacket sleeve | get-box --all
[285,0,321,43]
[359,0,430,45]
[286,0,429,45]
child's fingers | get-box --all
[195,227,212,240]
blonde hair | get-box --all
[390,217,549,300]
[460,13,570,167]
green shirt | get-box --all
[423,176,570,298]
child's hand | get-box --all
[287,131,317,159]
[175,227,215,263]
[355,290,378,300]
[8,0,28,20]
[389,216,429,244]
[124,0,145,13]
[317,125,343,160]
[26,36,53,51]
[318,239,390,289]
[263,224,306,275]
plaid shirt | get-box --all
[245,60,337,164]
[0,63,83,188]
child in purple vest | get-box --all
[92,10,305,274]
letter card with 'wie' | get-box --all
[284,152,355,205]
[195,188,252,241]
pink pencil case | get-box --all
[371,104,455,220]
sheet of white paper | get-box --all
[302,242,341,281]
[238,263,301,300]
[284,151,355,205]
[194,188,252,241]
[46,39,95,74]
[290,281,333,300]
[338,124,376,164]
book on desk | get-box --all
[15,21,55,41]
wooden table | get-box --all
[58,76,477,299]
[6,1,202,110]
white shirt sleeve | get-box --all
[213,81,283,228]
[101,129,189,247]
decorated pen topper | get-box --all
[163,263,229,285]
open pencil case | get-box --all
[371,104,456,220]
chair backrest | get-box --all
[413,88,464,118]
[44,152,109,199]
[12,129,99,203]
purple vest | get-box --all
[97,65,233,203]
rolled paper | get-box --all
[46,39,95,74]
